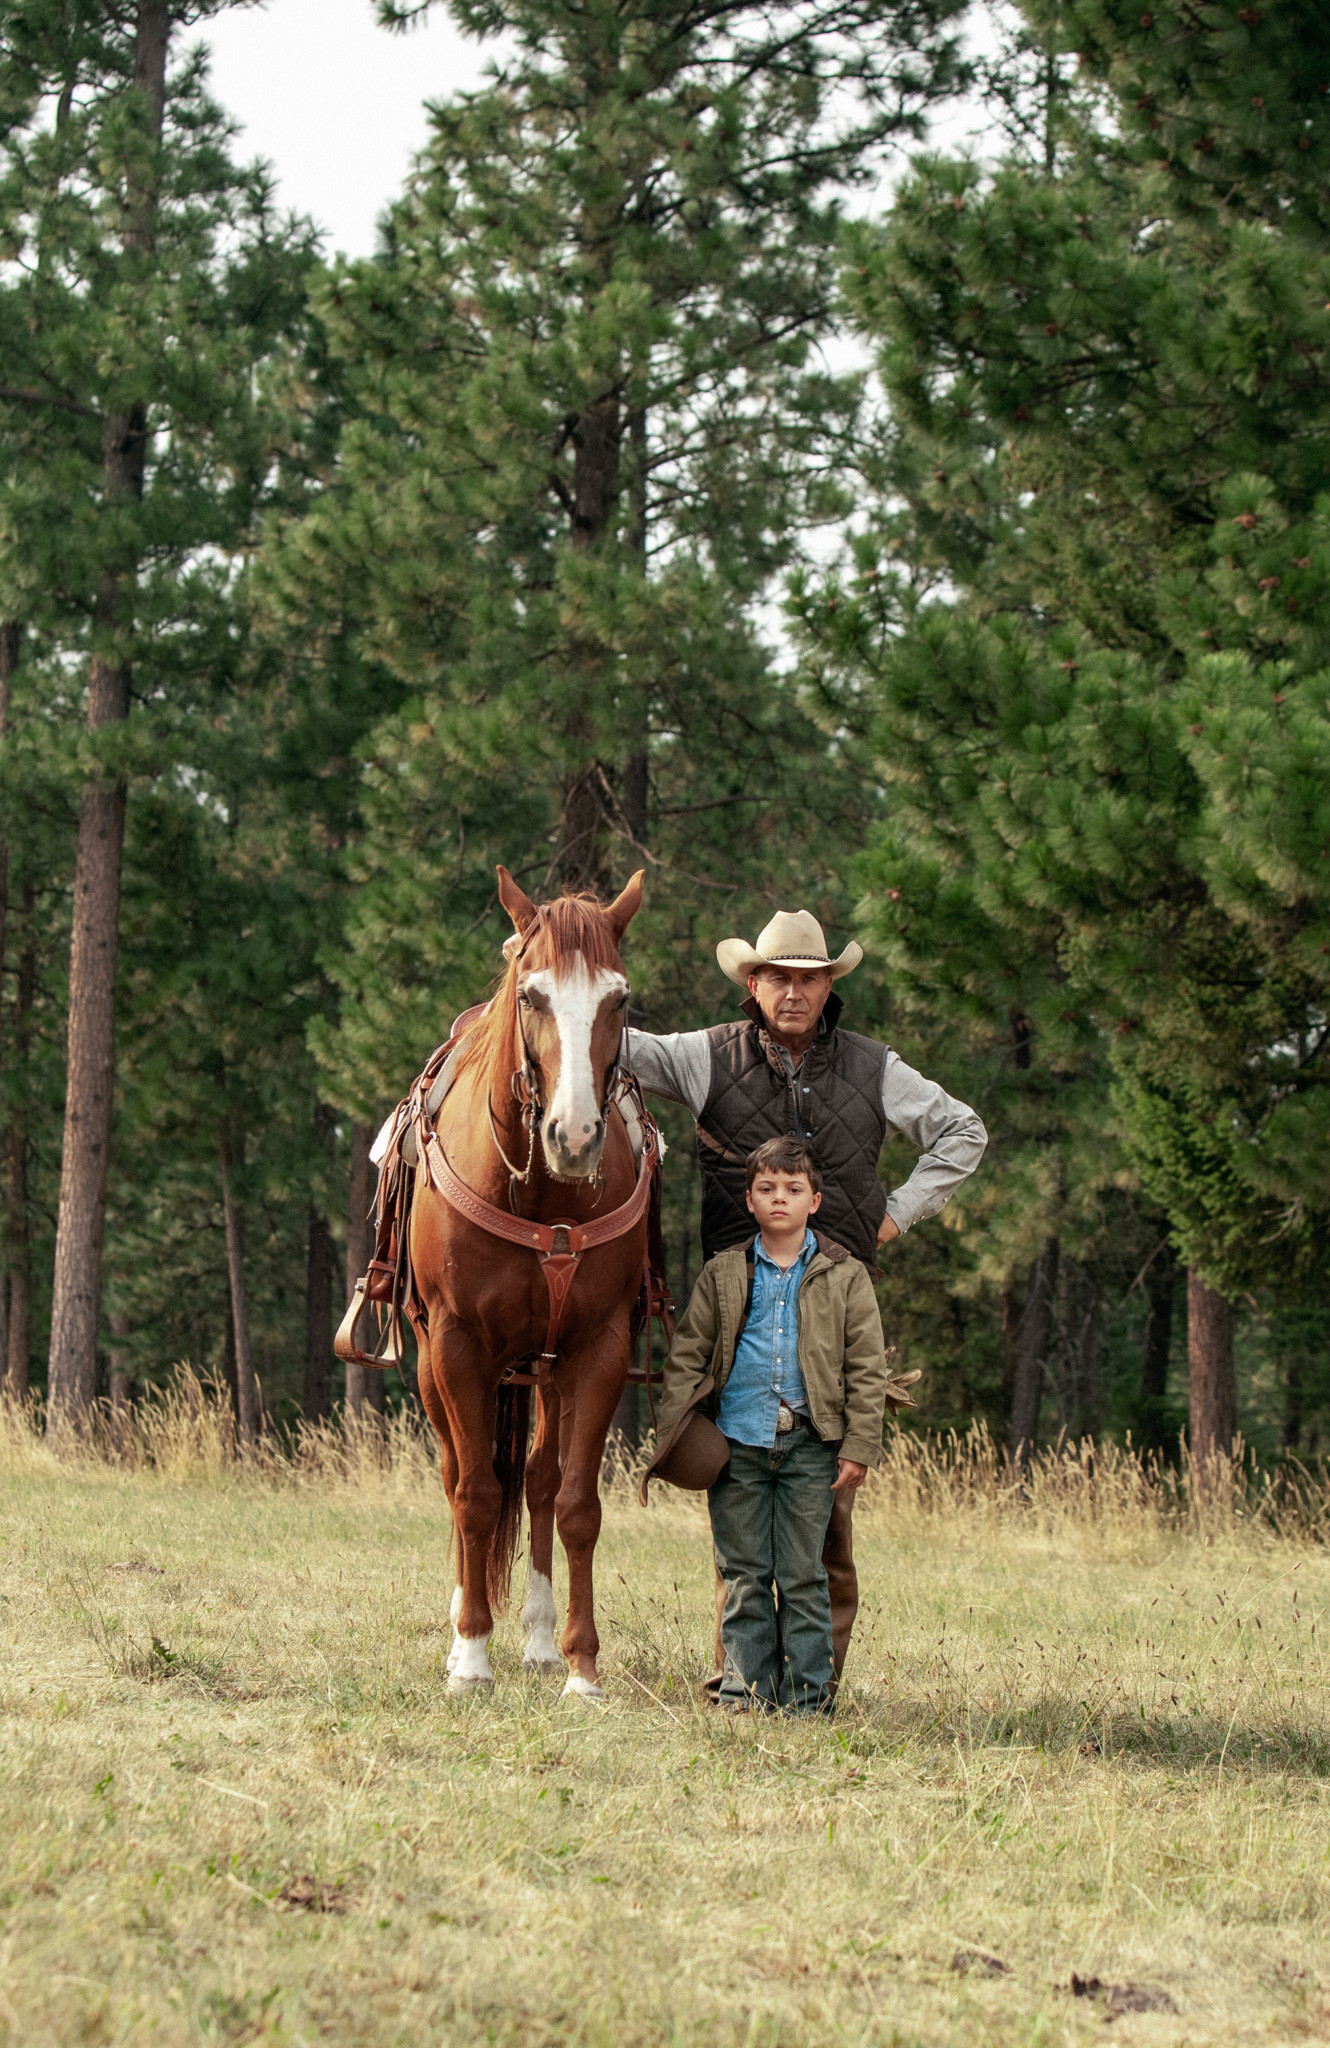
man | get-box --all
[627,907,987,1681]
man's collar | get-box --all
[740,990,844,1037]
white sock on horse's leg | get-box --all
[561,1670,605,1703]
[446,1583,495,1689]
[521,1569,560,1671]
[446,1629,495,1690]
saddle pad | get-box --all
[369,1015,477,1170]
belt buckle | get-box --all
[776,1403,795,1434]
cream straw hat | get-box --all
[716,909,862,989]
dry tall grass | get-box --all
[0,1378,1327,2045]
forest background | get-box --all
[2,0,1328,1471]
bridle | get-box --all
[487,901,624,1211]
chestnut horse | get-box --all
[408,866,648,1700]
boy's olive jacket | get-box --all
[653,1235,890,1470]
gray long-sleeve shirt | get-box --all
[625,1025,986,1237]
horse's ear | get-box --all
[497,865,538,934]
[607,869,645,940]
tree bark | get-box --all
[344,1119,385,1420]
[107,1310,131,1412]
[1137,1240,1176,1448]
[302,1204,336,1423]
[222,1288,239,1425]
[1187,1266,1235,1470]
[1141,1244,1175,1405]
[2,880,35,1402]
[1078,1275,1103,1441]
[1007,1236,1059,1464]
[557,393,623,891]
[221,1152,259,1447]
[1283,1354,1303,1454]
[47,4,170,1431]
[0,621,16,1388]
[621,400,650,850]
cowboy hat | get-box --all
[716,909,862,989]
[639,1388,732,1505]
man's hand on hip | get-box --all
[876,1214,901,1248]
[832,1458,868,1492]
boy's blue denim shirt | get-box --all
[716,1227,817,1449]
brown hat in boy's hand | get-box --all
[653,1410,731,1490]
[638,1380,730,1505]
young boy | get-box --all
[652,1135,891,1714]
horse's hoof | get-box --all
[447,1672,496,1697]
[522,1655,564,1676]
[561,1673,605,1704]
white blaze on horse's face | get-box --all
[520,959,628,1177]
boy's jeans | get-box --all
[708,1430,839,1714]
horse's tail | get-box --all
[487,1382,531,1612]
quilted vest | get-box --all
[696,994,889,1267]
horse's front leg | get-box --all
[426,1320,503,1694]
[522,1385,562,1673]
[555,1320,631,1700]
[415,1343,468,1654]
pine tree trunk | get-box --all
[1187,1266,1235,1473]
[344,1119,385,1420]
[1008,1237,1059,1465]
[221,1153,258,1447]
[1283,1355,1303,1453]
[606,399,647,1453]
[1139,1241,1175,1446]
[0,621,15,1390]
[107,1310,131,1411]
[558,394,623,890]
[46,4,170,1432]
[107,1309,131,1450]
[621,401,650,850]
[302,1205,336,1423]
[222,1289,239,1426]
[1079,1278,1103,1441]
[3,881,35,1403]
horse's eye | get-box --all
[518,991,532,1008]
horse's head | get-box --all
[496,865,644,1180]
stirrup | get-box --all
[334,1277,407,1370]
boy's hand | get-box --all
[831,1458,868,1492]
[876,1215,900,1248]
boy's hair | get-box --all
[745,1135,823,1194]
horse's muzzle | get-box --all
[542,1114,606,1179]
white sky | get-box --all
[200,0,500,258]
[199,0,992,262]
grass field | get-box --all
[1,1399,1328,2045]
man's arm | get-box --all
[879,1051,987,1240]
[624,1027,712,1117]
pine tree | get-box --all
[264,0,966,1152]
[800,0,1330,1457]
[0,3,318,1427]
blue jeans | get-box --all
[708,1430,838,1714]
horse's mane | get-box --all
[452,892,626,1082]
